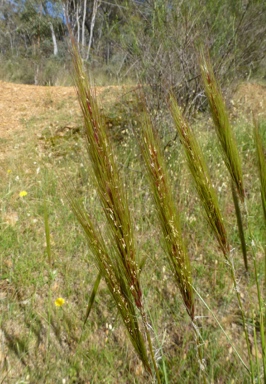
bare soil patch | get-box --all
[0,81,133,165]
[1,80,265,162]
[0,81,128,138]
[232,81,266,119]
[0,81,76,139]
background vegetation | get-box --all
[1,0,266,106]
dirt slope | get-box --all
[0,81,128,139]
[0,80,266,159]
[0,81,133,166]
[0,81,76,138]
[232,82,266,119]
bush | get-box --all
[118,0,266,112]
[0,55,73,86]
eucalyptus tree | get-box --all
[0,0,65,57]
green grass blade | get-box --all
[253,118,266,291]
[84,271,102,325]
[231,182,248,271]
[192,284,250,374]
[44,199,52,266]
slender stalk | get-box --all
[192,284,250,374]
[253,119,266,289]
[200,52,248,271]
[84,271,102,325]
[231,182,248,271]
[252,311,261,383]
[253,119,266,226]
[137,98,197,380]
[170,94,229,257]
[192,322,207,384]
[200,52,244,201]
[250,251,265,382]
[67,190,152,373]
[44,199,52,266]
[244,200,266,382]
[140,307,162,384]
[170,78,255,379]
[147,310,169,384]
[227,256,254,379]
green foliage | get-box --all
[1,0,266,102]
[120,0,266,110]
[0,55,73,85]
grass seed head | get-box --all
[67,32,154,374]
[170,94,229,257]
[200,53,245,201]
[138,105,194,320]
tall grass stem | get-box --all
[231,182,248,271]
[44,199,52,266]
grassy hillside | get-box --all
[0,75,266,383]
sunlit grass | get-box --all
[0,68,266,382]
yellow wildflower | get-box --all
[54,297,65,307]
[19,191,28,197]
[7,169,12,174]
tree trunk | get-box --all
[49,22,58,56]
[86,0,100,60]
[82,0,87,48]
[76,1,81,44]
